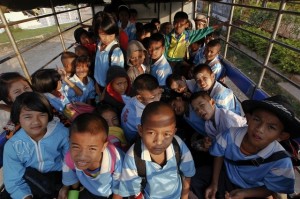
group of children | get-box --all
[0,2,299,199]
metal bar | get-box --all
[192,0,196,19]
[50,0,66,51]
[91,3,95,17]
[0,7,31,81]
[0,5,90,29]
[257,0,286,88]
[76,3,82,24]
[169,0,172,23]
[181,0,184,11]
[0,18,92,65]
[207,1,212,25]
[224,0,235,59]
[210,0,300,16]
[158,1,160,20]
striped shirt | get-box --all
[69,75,96,103]
[150,54,172,86]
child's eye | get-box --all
[253,116,260,122]
[89,148,97,151]
[268,125,276,130]
[71,146,79,150]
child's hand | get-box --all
[57,186,69,199]
[205,184,218,199]
[228,189,246,199]
[58,68,67,81]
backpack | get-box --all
[133,137,182,194]
[65,143,117,174]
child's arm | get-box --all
[181,177,191,199]
[228,187,274,199]
[205,156,224,199]
[58,68,83,96]
[112,194,123,199]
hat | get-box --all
[126,40,149,67]
[195,14,207,23]
[242,95,300,137]
[106,65,129,85]
[74,27,88,44]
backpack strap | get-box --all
[225,150,290,167]
[172,137,181,173]
[108,44,120,67]
[65,151,75,171]
[106,143,117,174]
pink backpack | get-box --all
[65,143,117,173]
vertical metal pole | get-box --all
[50,0,66,51]
[224,0,236,59]
[0,7,31,81]
[169,0,172,23]
[193,0,196,19]
[181,0,184,11]
[76,3,82,24]
[257,0,286,88]
[158,1,160,20]
[207,1,212,26]
[91,3,95,17]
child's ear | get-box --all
[210,99,215,106]
[138,125,143,137]
[102,141,108,152]
[210,73,215,81]
[136,94,143,103]
[278,131,290,142]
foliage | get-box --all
[231,25,300,74]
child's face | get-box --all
[119,11,129,23]
[101,110,120,127]
[169,97,186,116]
[154,22,160,31]
[138,107,177,156]
[205,45,220,61]
[165,24,172,35]
[98,29,115,46]
[195,20,207,30]
[191,96,215,121]
[111,77,128,95]
[170,79,187,94]
[148,41,164,61]
[190,42,200,53]
[80,33,92,45]
[19,107,48,141]
[245,109,284,151]
[70,132,108,170]
[75,63,89,79]
[173,19,188,35]
[63,58,75,74]
[194,70,215,91]
[129,50,145,67]
[8,80,32,102]
[137,88,163,105]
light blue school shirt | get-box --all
[62,145,124,197]
[199,55,224,80]
[184,105,206,136]
[121,97,145,143]
[118,21,136,41]
[119,135,195,198]
[193,44,205,66]
[69,75,96,103]
[208,81,242,115]
[210,127,295,194]
[3,118,69,199]
[150,54,172,86]
[94,40,124,87]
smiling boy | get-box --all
[119,101,195,199]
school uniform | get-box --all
[200,55,224,80]
[210,126,295,194]
[186,79,200,93]
[94,40,125,87]
[69,75,96,103]
[118,21,136,41]
[119,135,195,198]
[150,54,172,86]
[208,81,242,115]
[193,44,205,66]
[165,27,214,62]
[62,146,124,197]
[44,84,72,112]
[3,118,69,199]
[121,97,145,143]
[205,107,247,138]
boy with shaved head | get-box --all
[119,101,195,199]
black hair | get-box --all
[143,23,158,35]
[93,11,119,36]
[73,27,89,44]
[94,103,118,116]
[141,37,150,50]
[174,11,189,22]
[165,74,184,89]
[71,55,91,76]
[190,91,212,104]
[206,39,222,49]
[70,113,109,136]
[149,33,165,47]
[61,51,77,63]
[132,74,159,94]
[151,18,160,24]
[192,63,213,77]
[74,45,89,57]
[141,101,175,125]
[135,22,144,32]
[0,72,32,105]
[10,92,53,124]
[31,69,61,93]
